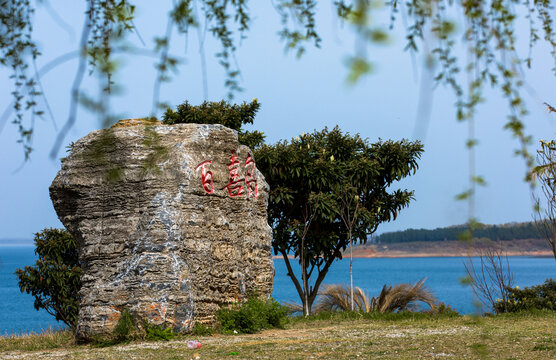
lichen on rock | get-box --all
[49,119,274,341]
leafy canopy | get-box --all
[15,228,81,329]
[254,126,423,313]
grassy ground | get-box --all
[1,311,554,359]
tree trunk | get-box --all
[302,259,310,316]
[349,233,354,311]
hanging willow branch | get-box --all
[0,0,554,162]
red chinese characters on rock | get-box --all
[195,154,258,198]
[195,160,214,194]
[244,154,258,198]
[225,154,245,198]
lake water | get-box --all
[1,245,555,336]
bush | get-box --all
[192,322,213,336]
[434,302,460,317]
[162,99,259,129]
[216,296,289,334]
[162,99,265,149]
[494,279,556,313]
[114,309,134,342]
[91,309,137,347]
[144,322,177,341]
[15,228,81,329]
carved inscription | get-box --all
[225,154,245,198]
[244,154,258,198]
[195,153,258,198]
[195,160,214,194]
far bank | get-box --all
[272,238,552,259]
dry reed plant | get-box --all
[314,279,438,313]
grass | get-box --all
[0,328,74,352]
[0,311,554,359]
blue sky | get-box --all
[1,1,555,240]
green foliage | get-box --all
[254,127,423,313]
[376,221,543,244]
[114,309,134,343]
[162,99,259,130]
[97,311,179,345]
[144,322,177,341]
[191,322,213,336]
[162,99,265,150]
[15,228,81,329]
[216,296,289,334]
[0,0,41,159]
[435,302,460,317]
[237,129,266,151]
[290,308,460,325]
[494,279,556,313]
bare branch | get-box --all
[464,242,514,313]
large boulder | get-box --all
[50,119,274,341]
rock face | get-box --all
[50,119,274,341]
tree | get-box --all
[0,1,553,166]
[15,228,82,329]
[254,127,423,315]
[531,139,556,260]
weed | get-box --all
[144,322,177,341]
[532,343,555,351]
[192,322,213,336]
[91,308,136,347]
[470,343,488,357]
[290,309,460,326]
[217,295,289,334]
[114,309,134,342]
[435,302,460,317]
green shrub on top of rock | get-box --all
[216,295,289,334]
[162,99,265,150]
[162,99,259,129]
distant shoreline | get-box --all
[273,238,553,259]
[4,239,552,259]
[272,252,553,260]
[0,239,33,246]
